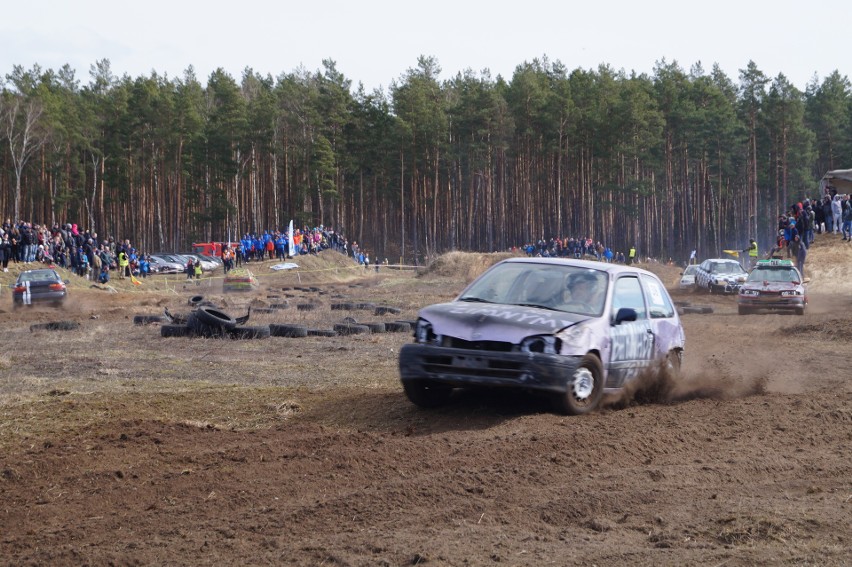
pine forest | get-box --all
[1,56,850,263]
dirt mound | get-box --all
[420,250,518,282]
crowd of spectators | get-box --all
[0,219,148,283]
[0,221,369,281]
[516,237,627,264]
[234,226,348,263]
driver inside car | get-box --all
[566,271,605,314]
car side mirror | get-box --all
[613,307,638,325]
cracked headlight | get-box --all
[415,319,441,344]
[520,335,560,355]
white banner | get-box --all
[288,220,296,257]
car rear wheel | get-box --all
[738,305,751,315]
[403,380,452,408]
[665,349,683,380]
[553,354,604,415]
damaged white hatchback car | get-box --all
[399,258,686,415]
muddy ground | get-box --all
[0,239,850,566]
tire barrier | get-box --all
[364,322,387,334]
[30,321,80,332]
[307,329,338,337]
[333,323,371,336]
[374,306,401,316]
[385,321,411,333]
[133,314,167,325]
[269,324,309,338]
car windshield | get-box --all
[683,265,698,275]
[459,262,608,316]
[748,267,800,283]
[712,262,746,275]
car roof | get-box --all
[705,258,741,264]
[499,257,661,279]
[755,259,794,267]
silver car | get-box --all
[148,254,185,274]
[182,253,220,272]
[399,258,686,415]
[679,264,699,289]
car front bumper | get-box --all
[399,343,581,394]
[738,296,805,310]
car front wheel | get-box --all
[553,354,604,415]
[403,380,452,408]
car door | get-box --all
[606,275,654,388]
[640,274,682,359]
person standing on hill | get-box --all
[628,246,636,265]
[832,195,843,234]
[841,198,852,241]
[795,234,807,280]
[0,233,10,272]
[117,249,129,280]
[743,239,758,270]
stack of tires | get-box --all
[161,305,269,339]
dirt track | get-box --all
[0,239,850,566]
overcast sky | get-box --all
[1,0,848,93]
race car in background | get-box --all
[694,258,748,294]
[737,259,807,315]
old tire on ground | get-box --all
[333,323,371,336]
[269,324,308,338]
[252,307,275,314]
[186,313,230,337]
[164,310,189,324]
[30,321,80,332]
[385,321,411,333]
[355,303,376,311]
[188,295,205,306]
[375,306,402,315]
[228,325,271,339]
[365,322,386,333]
[133,314,166,325]
[307,329,338,337]
[552,354,604,416]
[270,302,289,309]
[402,380,452,408]
[682,305,713,315]
[296,303,317,311]
[194,306,237,329]
[331,303,355,311]
[161,324,191,338]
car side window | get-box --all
[611,276,646,320]
[641,275,675,319]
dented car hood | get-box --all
[420,302,587,344]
